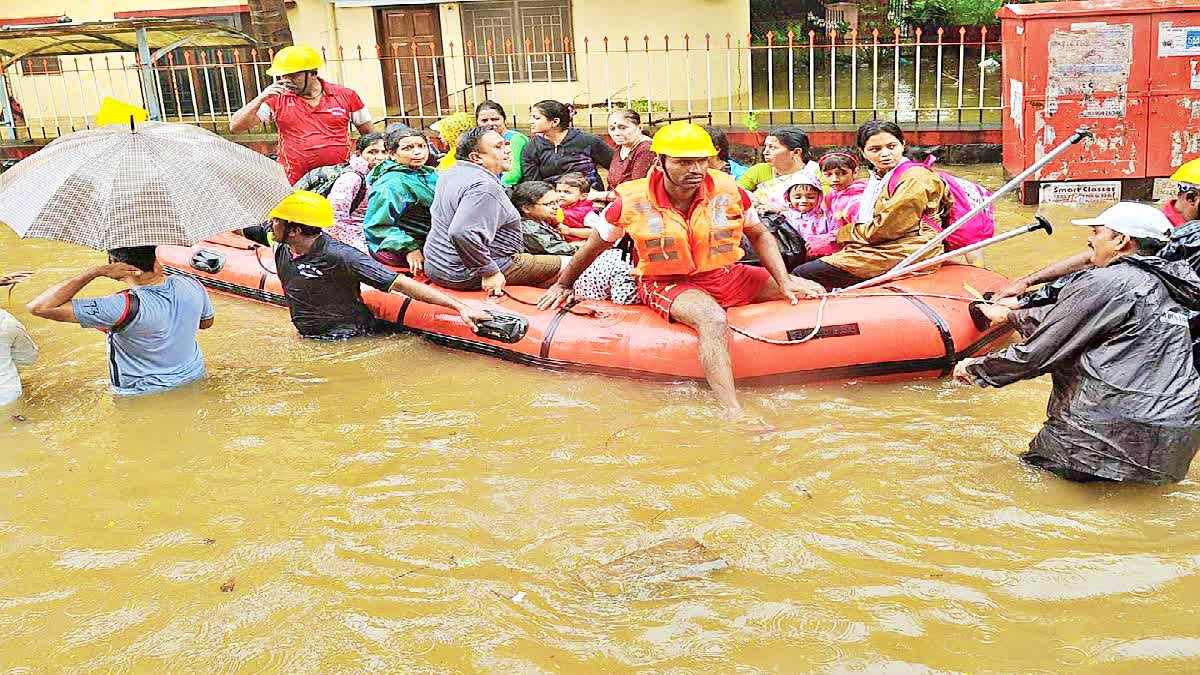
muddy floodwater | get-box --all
[2,165,1198,672]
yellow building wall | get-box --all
[4,0,748,135]
[433,0,751,129]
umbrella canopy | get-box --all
[0,121,292,249]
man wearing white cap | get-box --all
[954,202,1200,484]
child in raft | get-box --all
[510,182,638,304]
[554,172,596,242]
[818,150,868,230]
[780,171,840,258]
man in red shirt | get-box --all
[230,45,374,183]
[1164,157,1200,227]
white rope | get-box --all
[727,290,993,346]
[730,295,831,345]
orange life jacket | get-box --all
[615,170,746,277]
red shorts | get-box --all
[638,264,772,320]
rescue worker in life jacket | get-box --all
[538,122,825,418]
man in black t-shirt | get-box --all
[269,191,491,339]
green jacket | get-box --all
[363,160,438,255]
[520,218,575,256]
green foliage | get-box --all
[743,111,760,132]
[904,0,1005,27]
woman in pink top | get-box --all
[327,133,386,251]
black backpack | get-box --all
[293,163,368,214]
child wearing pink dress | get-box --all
[818,150,867,231]
[780,171,839,257]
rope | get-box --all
[730,295,831,345]
[726,290,995,346]
[500,290,600,317]
[254,245,277,276]
[1,272,33,310]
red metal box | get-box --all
[999,0,1200,203]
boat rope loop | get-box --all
[727,291,993,346]
[500,290,600,317]
[729,295,831,345]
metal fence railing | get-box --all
[2,26,1001,143]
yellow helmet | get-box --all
[1170,157,1200,189]
[96,97,149,127]
[269,191,334,229]
[266,45,324,77]
[650,121,718,158]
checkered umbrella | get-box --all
[0,121,293,249]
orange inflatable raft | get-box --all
[159,233,1015,384]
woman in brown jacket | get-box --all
[792,120,951,289]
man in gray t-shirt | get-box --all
[26,246,214,396]
[423,127,564,296]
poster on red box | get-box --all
[1039,181,1122,206]
[1159,23,1200,58]
[1046,23,1133,117]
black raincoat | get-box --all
[1161,221,1200,366]
[968,255,1200,484]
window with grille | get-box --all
[461,0,575,83]
[154,13,256,119]
[18,56,62,76]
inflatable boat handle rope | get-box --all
[728,291,994,346]
[0,272,34,309]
